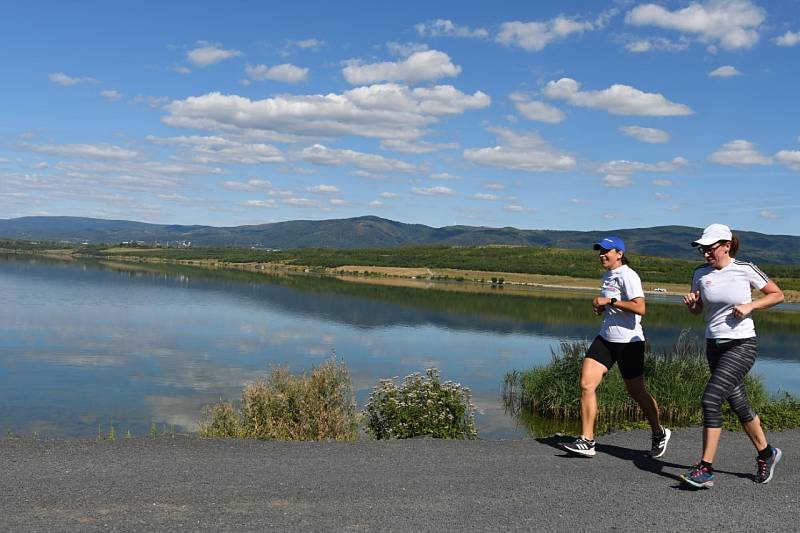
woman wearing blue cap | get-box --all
[562,236,670,458]
[680,223,784,488]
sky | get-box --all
[1,0,799,235]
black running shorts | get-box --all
[585,335,645,379]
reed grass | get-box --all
[503,330,800,434]
[199,357,358,441]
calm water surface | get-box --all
[2,256,799,439]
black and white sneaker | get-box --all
[562,436,596,457]
[650,427,671,458]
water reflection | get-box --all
[2,255,799,439]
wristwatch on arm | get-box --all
[609,297,617,307]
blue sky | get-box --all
[1,0,799,235]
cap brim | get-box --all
[691,237,718,247]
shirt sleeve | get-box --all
[622,268,645,300]
[691,269,702,294]
[745,262,769,290]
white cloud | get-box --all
[329,198,347,206]
[603,174,633,187]
[497,16,595,51]
[342,50,461,85]
[131,95,170,108]
[243,199,278,208]
[429,172,460,180]
[626,0,766,50]
[100,90,123,101]
[775,150,800,170]
[415,19,489,39]
[624,37,689,52]
[245,63,309,83]
[147,135,284,164]
[708,140,772,165]
[759,209,778,219]
[486,182,505,190]
[379,192,399,199]
[775,30,800,47]
[598,156,688,174]
[652,179,673,186]
[187,43,242,67]
[306,184,340,194]
[369,200,388,208]
[620,125,671,143]
[505,204,534,213]
[473,193,499,201]
[709,65,742,77]
[544,78,693,116]
[164,84,489,142]
[21,143,139,160]
[379,139,459,154]
[295,38,323,49]
[655,192,671,200]
[49,72,98,86]
[510,94,565,123]
[295,144,417,174]
[463,126,576,172]
[283,197,320,207]
[221,179,273,191]
[411,186,454,196]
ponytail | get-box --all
[729,234,739,258]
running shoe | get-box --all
[755,447,783,484]
[680,463,714,489]
[561,436,596,457]
[649,427,671,458]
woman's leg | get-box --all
[580,357,608,441]
[624,376,661,432]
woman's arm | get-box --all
[593,296,645,316]
[732,280,784,318]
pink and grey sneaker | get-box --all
[755,447,782,484]
[680,463,714,489]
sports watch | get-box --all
[610,297,617,306]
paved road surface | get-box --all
[2,427,797,532]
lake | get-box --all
[2,255,799,439]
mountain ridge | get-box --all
[2,215,799,264]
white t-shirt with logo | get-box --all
[598,264,645,343]
[692,260,770,339]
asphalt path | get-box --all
[2,427,797,532]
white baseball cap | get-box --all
[692,223,733,247]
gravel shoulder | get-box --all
[2,427,797,532]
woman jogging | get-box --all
[681,223,784,488]
[563,236,670,458]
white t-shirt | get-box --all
[598,264,645,343]
[692,259,769,339]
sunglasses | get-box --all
[699,242,724,255]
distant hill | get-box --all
[1,215,799,264]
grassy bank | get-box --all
[503,332,800,436]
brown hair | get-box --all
[620,253,629,265]
[728,234,739,258]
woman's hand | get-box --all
[683,290,702,314]
[592,296,609,315]
[732,302,754,319]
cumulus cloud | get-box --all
[163,84,489,142]
[147,135,284,164]
[473,193,499,201]
[603,174,633,187]
[295,144,417,174]
[759,209,778,219]
[243,199,278,208]
[505,204,534,213]
[21,143,139,160]
[342,50,461,84]
[100,90,123,101]
[306,184,340,194]
[624,37,689,52]
[429,172,460,180]
[775,150,800,170]
[379,138,459,154]
[131,95,170,108]
[187,43,242,67]
[510,93,565,123]
[708,140,771,165]
[221,179,273,191]
[544,78,693,116]
[497,16,596,51]
[598,156,688,174]
[245,63,309,83]
[620,125,671,143]
[775,31,800,47]
[625,0,766,50]
[295,38,324,49]
[411,186,455,196]
[415,19,489,39]
[49,72,98,86]
[463,126,576,172]
[709,65,742,77]
[379,192,399,198]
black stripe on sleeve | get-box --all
[734,260,770,284]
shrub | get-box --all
[503,331,800,435]
[365,368,477,440]
[199,357,358,441]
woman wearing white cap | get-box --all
[562,236,670,458]
[680,223,784,488]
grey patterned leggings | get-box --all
[702,338,758,429]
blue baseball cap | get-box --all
[593,236,626,252]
